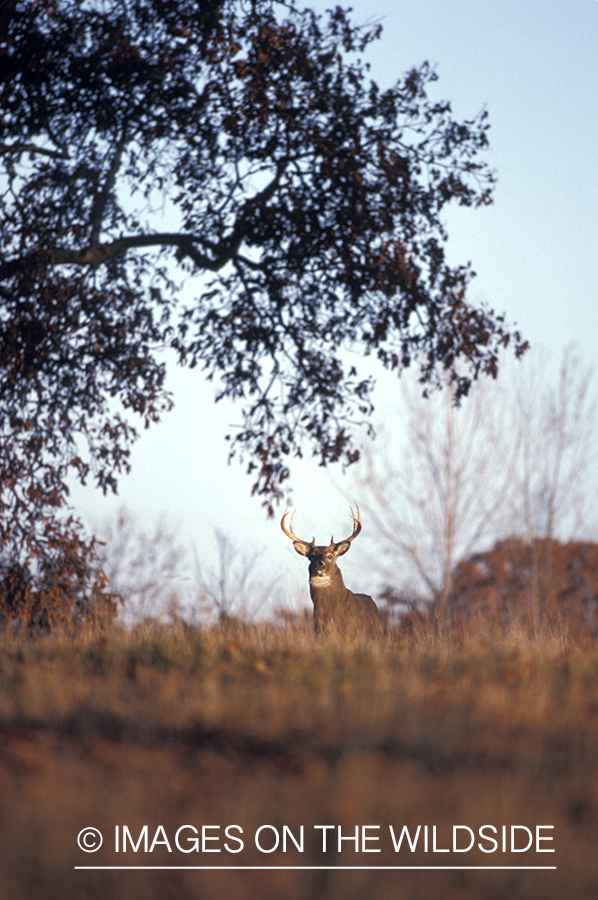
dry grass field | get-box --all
[1,620,597,900]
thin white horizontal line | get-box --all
[75,865,557,871]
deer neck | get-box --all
[309,566,345,597]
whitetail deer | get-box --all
[281,504,380,640]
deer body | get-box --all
[281,505,380,640]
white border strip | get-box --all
[75,865,557,870]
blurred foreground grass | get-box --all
[1,621,597,899]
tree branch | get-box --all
[89,132,130,247]
[0,155,286,281]
[0,233,236,279]
[0,142,69,159]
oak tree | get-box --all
[0,0,525,623]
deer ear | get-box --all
[293,541,311,556]
[334,541,352,557]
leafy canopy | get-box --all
[0,0,525,620]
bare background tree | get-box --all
[97,508,193,625]
[345,371,510,628]
[97,508,276,625]
[193,530,276,624]
[502,346,597,627]
[343,346,598,631]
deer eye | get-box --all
[327,553,332,561]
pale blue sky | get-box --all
[70,0,598,612]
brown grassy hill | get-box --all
[1,621,597,899]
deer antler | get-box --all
[332,502,362,548]
[281,508,315,551]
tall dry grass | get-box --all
[1,619,597,899]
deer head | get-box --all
[281,504,361,583]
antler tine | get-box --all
[281,508,314,547]
[350,501,361,529]
[333,502,362,547]
[348,501,362,539]
[280,507,295,540]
